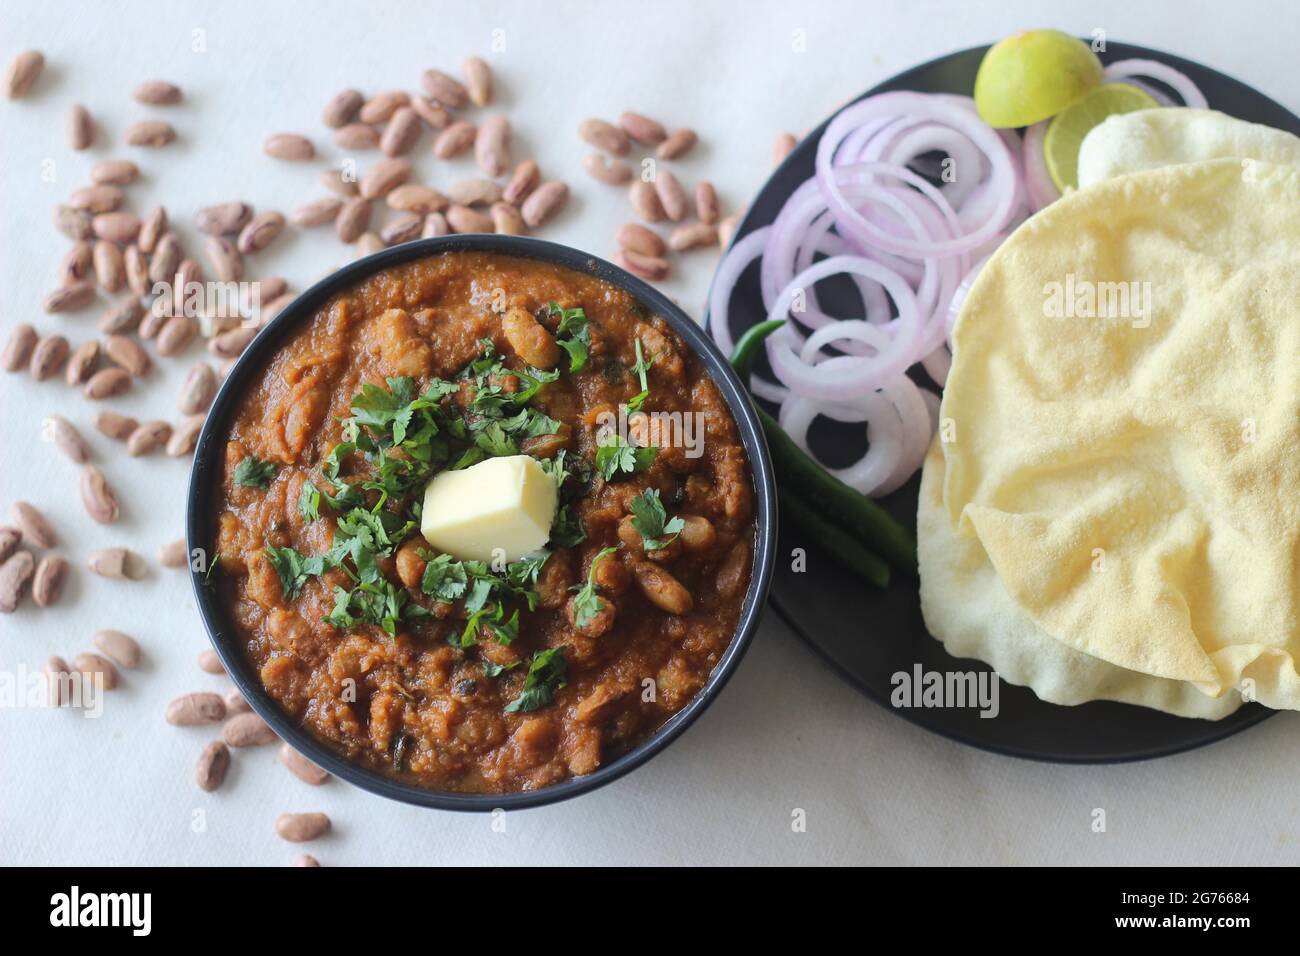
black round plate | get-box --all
[710,41,1299,762]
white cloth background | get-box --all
[2,0,1296,866]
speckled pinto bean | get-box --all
[583,153,633,185]
[167,692,226,725]
[279,744,331,785]
[80,465,120,524]
[223,712,277,746]
[93,629,142,667]
[654,170,689,222]
[0,552,35,613]
[628,180,665,222]
[502,160,540,205]
[474,116,511,177]
[657,128,697,160]
[12,502,56,548]
[433,121,476,160]
[616,222,666,257]
[74,652,119,690]
[3,324,37,371]
[275,812,331,842]
[323,88,363,128]
[520,181,568,228]
[195,741,231,791]
[197,201,252,236]
[31,554,69,607]
[579,118,629,155]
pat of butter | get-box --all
[420,455,558,563]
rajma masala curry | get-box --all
[212,251,756,792]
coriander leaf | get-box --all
[335,506,410,558]
[504,647,569,713]
[482,659,520,677]
[486,607,520,645]
[625,338,655,413]
[202,552,222,589]
[421,379,460,402]
[325,579,427,637]
[458,607,490,647]
[234,456,277,489]
[322,442,356,481]
[540,449,569,488]
[569,546,616,629]
[375,580,427,636]
[595,433,656,481]
[350,378,413,431]
[265,545,329,600]
[449,446,487,470]
[473,420,519,458]
[298,480,323,523]
[549,505,586,548]
[324,585,358,628]
[464,572,495,614]
[501,407,561,440]
[513,365,562,402]
[420,553,468,601]
[465,338,502,378]
[549,303,591,373]
[507,551,549,590]
[629,488,685,551]
[556,337,588,374]
[458,599,514,647]
[504,551,548,613]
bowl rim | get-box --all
[185,234,778,811]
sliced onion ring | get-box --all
[778,392,903,496]
[764,256,922,401]
[1103,59,1207,108]
[816,91,1020,258]
[705,86,1058,498]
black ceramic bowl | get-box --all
[186,234,777,811]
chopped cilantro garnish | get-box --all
[595,432,657,481]
[264,545,330,600]
[539,449,569,488]
[420,553,469,601]
[459,601,520,648]
[507,550,550,591]
[322,442,356,481]
[234,456,277,489]
[473,420,519,458]
[548,303,591,373]
[449,447,487,471]
[323,585,360,628]
[504,647,569,713]
[629,488,685,551]
[202,552,221,588]
[298,480,323,522]
[625,338,655,413]
[325,578,428,636]
[569,546,616,629]
[549,503,586,548]
[419,551,542,621]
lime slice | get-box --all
[974,29,1104,129]
[1044,83,1159,191]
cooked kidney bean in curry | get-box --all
[213,251,755,793]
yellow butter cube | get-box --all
[420,455,558,563]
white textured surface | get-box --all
[2,0,1297,866]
